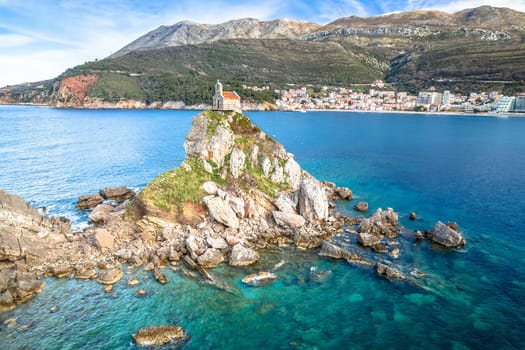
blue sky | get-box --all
[1,0,524,87]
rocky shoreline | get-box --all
[0,110,466,344]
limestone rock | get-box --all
[357,232,381,247]
[298,178,329,222]
[229,148,246,179]
[427,221,466,247]
[284,157,302,191]
[204,196,239,229]
[202,181,218,195]
[94,229,115,252]
[185,236,207,260]
[409,212,417,220]
[89,204,113,224]
[272,211,306,228]
[335,187,352,200]
[274,193,297,214]
[358,208,399,238]
[132,325,188,347]
[242,271,277,286]
[76,194,103,210]
[376,263,405,280]
[206,237,228,250]
[228,196,245,219]
[97,268,123,285]
[197,248,224,268]
[99,187,135,202]
[353,201,368,212]
[261,156,272,177]
[229,244,259,266]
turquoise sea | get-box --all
[0,105,524,349]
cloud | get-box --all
[0,34,33,48]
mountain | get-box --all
[1,6,524,107]
[110,18,321,58]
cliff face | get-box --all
[0,189,71,312]
[52,74,99,107]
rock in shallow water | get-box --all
[229,244,259,266]
[99,186,135,202]
[427,221,466,247]
[242,271,277,286]
[132,325,188,346]
[76,194,103,210]
[353,201,368,212]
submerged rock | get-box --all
[132,325,188,347]
[242,271,277,286]
[97,268,123,285]
[376,263,405,280]
[427,221,466,247]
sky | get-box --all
[1,0,525,87]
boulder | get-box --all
[357,232,381,247]
[409,212,417,221]
[229,244,259,266]
[446,222,460,232]
[132,325,188,347]
[97,268,123,285]
[99,187,135,202]
[427,221,466,247]
[204,196,239,229]
[335,187,352,200]
[185,236,207,260]
[201,181,218,195]
[206,237,228,250]
[376,263,405,280]
[89,204,113,224]
[76,194,103,210]
[94,229,115,252]
[197,248,224,268]
[242,271,277,287]
[298,178,329,222]
[274,193,297,214]
[272,211,306,228]
[353,201,368,212]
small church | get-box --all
[212,80,242,113]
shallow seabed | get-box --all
[0,106,524,349]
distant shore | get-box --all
[1,102,524,117]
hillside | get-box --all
[1,6,524,107]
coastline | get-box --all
[1,102,523,118]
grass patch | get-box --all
[139,156,224,212]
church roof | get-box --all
[223,91,240,100]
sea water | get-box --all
[0,106,524,349]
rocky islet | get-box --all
[0,110,467,342]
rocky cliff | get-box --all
[0,189,71,312]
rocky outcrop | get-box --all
[203,196,240,229]
[76,194,104,210]
[319,241,371,264]
[426,221,466,247]
[298,178,329,222]
[132,325,188,347]
[357,232,381,247]
[100,187,135,202]
[358,208,399,238]
[353,201,368,212]
[0,189,71,311]
[53,75,99,108]
[229,244,259,266]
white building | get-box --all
[212,80,241,112]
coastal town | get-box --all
[250,80,525,113]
